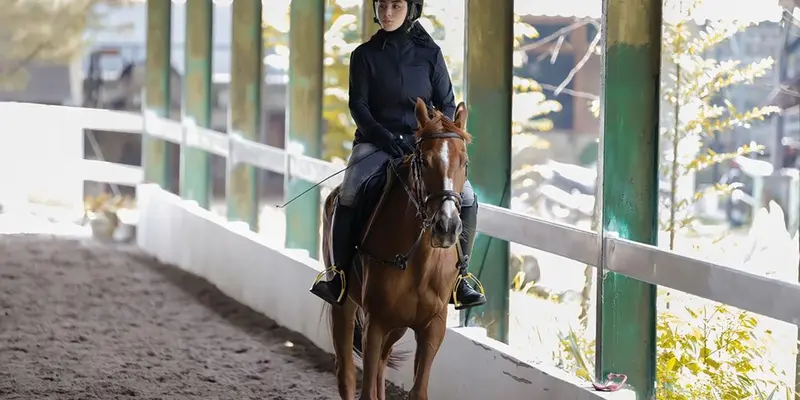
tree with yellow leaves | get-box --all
[563,1,790,397]
[0,0,133,90]
[659,5,778,247]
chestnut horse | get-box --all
[321,98,472,400]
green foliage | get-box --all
[556,326,595,382]
[558,296,791,399]
[656,298,789,399]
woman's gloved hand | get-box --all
[394,136,415,156]
[371,128,405,158]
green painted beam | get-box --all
[226,0,263,230]
[361,0,379,40]
[596,0,662,397]
[181,0,213,209]
[284,0,325,258]
[462,0,513,343]
[143,0,172,190]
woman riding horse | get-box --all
[309,0,486,311]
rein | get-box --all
[357,131,466,270]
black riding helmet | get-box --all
[372,0,424,25]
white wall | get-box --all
[0,108,84,210]
[135,183,635,400]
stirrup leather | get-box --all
[451,272,486,308]
[312,265,347,303]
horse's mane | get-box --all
[413,109,472,144]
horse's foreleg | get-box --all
[409,316,447,400]
[359,316,386,400]
[377,328,407,400]
[332,299,358,400]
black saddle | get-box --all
[344,157,407,281]
[353,157,406,234]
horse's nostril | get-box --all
[435,216,460,236]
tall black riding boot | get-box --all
[450,201,487,310]
[310,199,358,305]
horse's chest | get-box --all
[362,268,451,325]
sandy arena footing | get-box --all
[0,234,406,399]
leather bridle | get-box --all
[358,131,467,270]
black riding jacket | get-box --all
[348,23,456,149]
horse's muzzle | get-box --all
[430,214,461,248]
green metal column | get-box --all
[181,0,213,208]
[462,0,513,343]
[143,0,173,189]
[226,0,263,230]
[284,0,325,258]
[597,0,661,397]
[361,0,379,40]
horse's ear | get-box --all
[427,104,436,119]
[454,102,468,129]
[415,97,430,128]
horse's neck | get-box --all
[381,176,425,245]
[376,174,448,271]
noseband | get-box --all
[357,131,467,270]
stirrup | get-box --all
[451,272,486,308]
[311,265,347,304]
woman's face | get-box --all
[376,0,408,32]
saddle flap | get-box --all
[358,158,401,244]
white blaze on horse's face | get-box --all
[426,137,464,249]
[438,140,458,219]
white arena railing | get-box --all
[5,101,800,398]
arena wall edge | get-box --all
[135,183,634,400]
